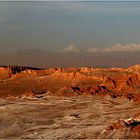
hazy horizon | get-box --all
[1,1,140,68]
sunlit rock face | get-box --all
[0,66,42,79]
[1,64,140,99]
[0,67,10,79]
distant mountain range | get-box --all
[0,44,140,68]
[61,44,80,53]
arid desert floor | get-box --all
[0,96,140,139]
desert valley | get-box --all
[1,65,140,138]
[1,1,140,139]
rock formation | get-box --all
[101,112,140,139]
[1,65,140,102]
[21,89,37,99]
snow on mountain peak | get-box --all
[61,44,80,53]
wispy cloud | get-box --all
[86,43,140,53]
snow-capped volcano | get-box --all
[61,44,80,53]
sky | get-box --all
[0,1,140,54]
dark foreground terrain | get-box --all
[1,65,140,138]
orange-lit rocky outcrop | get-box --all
[1,65,140,102]
[101,111,140,139]
[0,67,10,79]
[21,89,37,99]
